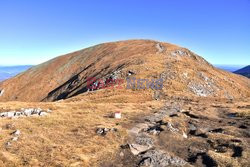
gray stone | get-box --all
[135,135,154,147]
[139,150,187,167]
[189,123,197,131]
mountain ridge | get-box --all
[234,65,250,78]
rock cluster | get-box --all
[0,108,51,118]
[121,104,187,166]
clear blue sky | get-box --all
[0,0,249,65]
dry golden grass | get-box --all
[0,89,164,166]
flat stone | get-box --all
[129,123,150,135]
[129,144,151,155]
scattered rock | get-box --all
[188,82,214,97]
[171,50,188,57]
[0,108,51,118]
[96,128,109,136]
[96,127,118,136]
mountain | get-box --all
[0,65,32,81]
[234,65,250,78]
[0,40,249,167]
[0,40,249,102]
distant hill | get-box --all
[0,65,32,81]
[214,65,246,72]
[234,65,250,78]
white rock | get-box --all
[39,112,48,116]
[114,112,122,119]
[12,136,18,141]
[14,112,23,117]
[13,130,21,136]
[182,132,188,139]
[0,112,8,117]
[7,112,15,118]
[47,109,52,113]
[23,109,33,116]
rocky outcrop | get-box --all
[0,108,51,118]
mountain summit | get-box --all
[0,40,249,102]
